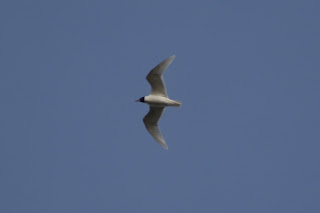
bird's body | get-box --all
[144,95,181,107]
[135,55,181,149]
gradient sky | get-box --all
[1,0,320,212]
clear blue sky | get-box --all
[1,0,319,212]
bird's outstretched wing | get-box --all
[146,55,175,98]
[143,106,168,149]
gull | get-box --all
[135,55,181,149]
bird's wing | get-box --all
[146,55,175,98]
[143,106,168,149]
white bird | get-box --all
[135,55,181,149]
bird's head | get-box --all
[135,97,145,103]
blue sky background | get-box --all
[1,0,320,212]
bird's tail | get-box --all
[172,100,182,107]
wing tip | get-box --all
[168,55,176,61]
[161,144,169,150]
[158,139,168,150]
